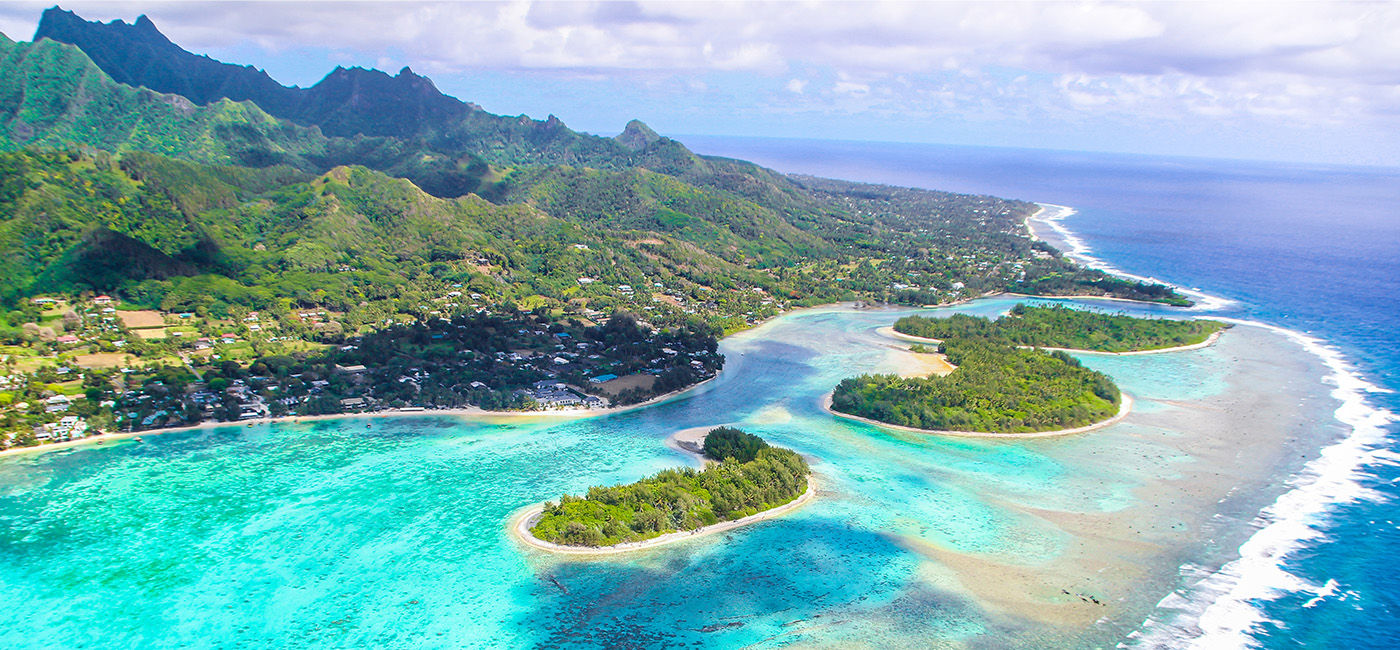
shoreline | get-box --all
[876,325,1225,356]
[509,474,816,556]
[821,391,1134,439]
[1025,203,1233,311]
[1023,202,1074,246]
[0,374,720,461]
[5,289,1217,463]
[661,424,731,462]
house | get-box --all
[45,395,72,413]
[93,295,113,305]
[335,364,368,375]
[339,397,368,410]
[56,335,80,344]
[588,374,618,384]
[519,381,591,408]
[46,415,88,440]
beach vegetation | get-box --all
[530,430,809,547]
[830,338,1120,433]
[701,426,769,463]
[894,304,1226,352]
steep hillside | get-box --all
[32,7,639,167]
[1,7,1189,311]
[0,34,500,197]
[0,149,772,324]
[33,8,470,138]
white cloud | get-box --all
[832,80,869,96]
[1,1,1396,162]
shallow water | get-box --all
[0,299,1343,648]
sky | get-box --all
[2,1,1398,167]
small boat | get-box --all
[134,437,144,442]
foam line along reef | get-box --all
[1127,319,1396,647]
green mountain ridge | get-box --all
[28,7,714,178]
[0,7,1186,330]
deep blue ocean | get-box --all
[684,135,1400,647]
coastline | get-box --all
[0,374,720,461]
[509,474,816,556]
[821,391,1134,439]
[662,424,730,462]
[1025,203,1234,311]
[1022,202,1386,644]
[876,325,1225,356]
[1023,202,1076,249]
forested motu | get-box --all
[529,428,810,547]
[894,304,1227,352]
[830,338,1121,433]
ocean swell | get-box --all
[1030,204,1236,312]
[1122,319,1396,648]
[1032,204,1398,648]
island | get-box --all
[516,427,812,552]
[830,305,1227,435]
[892,303,1228,353]
[831,338,1122,434]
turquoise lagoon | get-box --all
[0,298,1344,648]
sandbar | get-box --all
[662,424,731,461]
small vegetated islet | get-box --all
[530,427,809,547]
[832,338,1120,433]
[893,303,1227,353]
[835,304,1225,433]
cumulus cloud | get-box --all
[0,1,1395,161]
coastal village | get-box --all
[0,237,1061,452]
[0,290,722,450]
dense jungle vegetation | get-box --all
[530,428,810,547]
[830,338,1121,433]
[893,304,1227,352]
